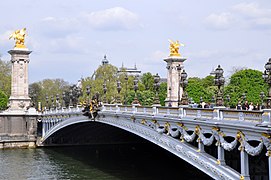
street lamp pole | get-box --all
[180,69,188,105]
[177,65,182,106]
[124,75,128,105]
[153,73,161,106]
[132,75,139,105]
[103,81,107,104]
[263,58,271,108]
[214,65,225,106]
[117,79,122,104]
[260,91,265,110]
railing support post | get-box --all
[240,148,250,180]
[197,138,205,153]
[217,144,226,165]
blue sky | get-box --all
[0,0,271,84]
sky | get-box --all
[0,0,271,84]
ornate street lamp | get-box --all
[51,95,55,110]
[124,75,128,105]
[86,85,91,104]
[103,81,107,103]
[226,94,230,109]
[69,89,73,107]
[177,65,182,106]
[153,73,161,106]
[214,65,225,106]
[263,58,271,108]
[56,94,59,109]
[132,75,139,104]
[46,95,49,110]
[116,79,122,104]
[180,69,188,105]
[260,91,265,110]
[62,92,66,108]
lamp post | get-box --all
[103,81,107,104]
[117,79,122,104]
[56,94,59,109]
[132,75,139,104]
[180,69,188,105]
[124,75,128,105]
[226,94,230,109]
[263,58,271,108]
[153,73,161,106]
[214,65,225,106]
[51,95,55,110]
[62,92,66,108]
[260,91,265,110]
[86,85,91,104]
[177,65,182,106]
[46,95,49,110]
[69,89,73,107]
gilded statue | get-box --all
[168,39,184,57]
[9,28,27,48]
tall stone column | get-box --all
[8,49,32,111]
[164,56,186,107]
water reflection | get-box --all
[0,144,211,180]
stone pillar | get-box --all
[8,49,32,112]
[164,56,186,107]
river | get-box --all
[0,144,211,180]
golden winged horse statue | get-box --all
[9,28,27,48]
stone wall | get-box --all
[0,111,38,149]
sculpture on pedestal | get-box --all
[168,39,184,57]
[9,28,27,49]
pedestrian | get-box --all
[248,102,254,111]
[242,101,249,110]
[236,101,242,110]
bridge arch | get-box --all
[41,113,240,179]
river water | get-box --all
[0,144,211,180]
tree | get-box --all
[29,79,70,109]
[0,58,11,97]
[141,72,154,91]
[0,90,8,110]
[224,69,267,108]
[82,64,118,104]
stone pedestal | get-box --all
[164,56,186,107]
[7,48,32,112]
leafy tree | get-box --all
[224,69,267,108]
[159,82,167,106]
[0,58,11,97]
[186,77,213,104]
[0,90,8,110]
[141,72,154,91]
[29,79,70,109]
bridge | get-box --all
[39,104,271,180]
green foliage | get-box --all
[186,77,213,103]
[224,69,267,107]
[159,82,167,106]
[0,90,8,110]
[29,79,70,109]
[141,72,154,91]
[0,59,11,97]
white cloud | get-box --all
[232,3,271,18]
[82,7,140,30]
[203,12,235,30]
[232,3,271,29]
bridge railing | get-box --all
[102,104,266,125]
